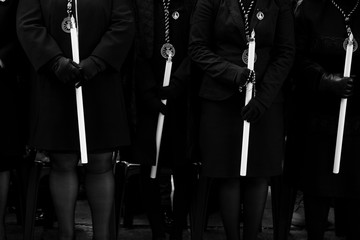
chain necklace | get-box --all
[331,0,359,51]
[160,0,176,59]
[61,0,73,33]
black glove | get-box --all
[50,56,82,85]
[158,79,185,100]
[77,56,106,88]
[241,98,267,123]
[318,72,354,98]
[235,67,251,89]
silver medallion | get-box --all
[343,37,358,52]
[172,11,180,20]
[256,11,264,20]
[242,49,257,65]
[161,43,176,59]
[61,17,72,33]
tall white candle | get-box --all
[333,33,354,174]
[71,16,88,164]
[150,54,173,178]
[240,30,255,176]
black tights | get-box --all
[49,152,114,240]
[304,193,360,240]
[141,165,193,240]
[218,177,268,240]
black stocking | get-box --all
[49,153,79,240]
[0,171,10,240]
[242,177,268,240]
[335,197,360,240]
[85,152,114,240]
[171,164,193,239]
[303,193,330,240]
[140,166,166,240]
[218,178,241,240]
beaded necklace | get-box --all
[239,0,255,41]
[331,0,359,51]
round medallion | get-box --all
[172,11,180,20]
[343,37,358,52]
[61,17,72,33]
[242,49,257,65]
[161,43,176,59]
[256,11,264,20]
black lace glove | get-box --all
[235,68,251,89]
[77,56,106,88]
[241,98,267,123]
[50,56,82,85]
[318,72,354,98]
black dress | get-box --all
[17,0,135,152]
[285,0,360,198]
[189,0,295,177]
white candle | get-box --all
[333,33,354,174]
[71,16,88,164]
[150,54,173,178]
[240,30,255,176]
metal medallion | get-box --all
[242,49,257,65]
[161,43,176,59]
[61,17,72,33]
[172,11,180,20]
[256,11,264,20]
[343,37,358,52]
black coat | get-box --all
[133,0,198,166]
[189,0,295,177]
[17,0,135,152]
[285,0,360,197]
[0,0,28,169]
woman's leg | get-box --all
[49,153,79,240]
[218,177,241,240]
[0,170,10,240]
[242,177,269,240]
[335,197,360,240]
[303,193,330,240]
[85,152,114,240]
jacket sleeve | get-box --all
[254,0,296,109]
[188,0,248,88]
[16,0,63,71]
[91,0,136,72]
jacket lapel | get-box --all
[225,0,247,42]
[249,0,267,35]
[136,0,154,58]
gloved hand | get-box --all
[147,98,167,115]
[77,56,106,88]
[318,72,354,98]
[158,79,185,100]
[50,56,82,85]
[241,98,267,123]
[235,67,251,89]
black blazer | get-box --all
[189,0,295,109]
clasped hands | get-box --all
[51,56,105,88]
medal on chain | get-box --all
[61,0,73,33]
[331,0,359,52]
[160,0,176,59]
[239,0,257,64]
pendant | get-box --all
[172,11,180,20]
[256,11,264,20]
[343,37,358,52]
[61,17,72,33]
[242,49,257,65]
[161,43,176,59]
